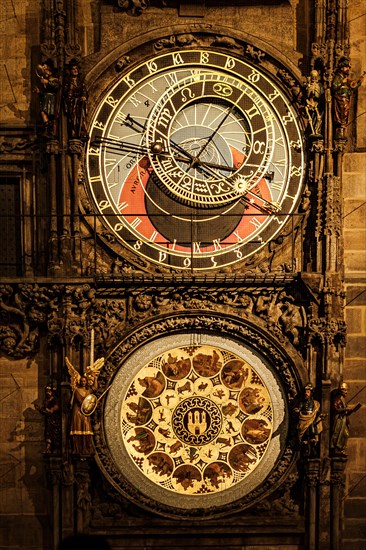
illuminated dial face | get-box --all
[103,334,287,513]
[86,49,305,270]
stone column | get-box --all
[304,459,320,550]
[331,457,347,550]
[45,457,63,550]
[46,140,61,273]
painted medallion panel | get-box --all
[103,334,287,511]
[122,345,272,495]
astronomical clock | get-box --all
[0,0,350,543]
[85,48,304,271]
[96,332,291,517]
[80,40,308,526]
[0,0,357,543]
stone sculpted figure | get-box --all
[62,60,88,139]
[292,384,324,456]
[66,356,104,455]
[332,57,365,138]
[34,384,61,454]
[305,69,324,136]
[33,59,60,136]
[330,382,362,456]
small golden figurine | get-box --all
[66,356,104,455]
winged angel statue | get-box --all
[66,356,104,455]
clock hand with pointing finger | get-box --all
[94,131,275,210]
[93,136,237,175]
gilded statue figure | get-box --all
[332,57,365,138]
[66,356,104,455]
[330,382,362,456]
[292,384,324,456]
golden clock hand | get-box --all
[159,139,217,179]
[241,191,281,214]
[193,160,236,172]
[95,130,236,178]
[193,103,239,161]
[93,137,194,165]
[246,187,280,212]
[92,136,149,155]
[124,113,148,133]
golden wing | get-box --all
[85,356,105,379]
[65,356,81,392]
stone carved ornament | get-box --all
[0,283,62,357]
[127,285,308,351]
[0,282,346,359]
[151,33,265,65]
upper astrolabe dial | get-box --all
[86,49,305,270]
[146,72,275,208]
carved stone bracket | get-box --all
[333,137,348,154]
[46,140,61,155]
[304,458,321,487]
[68,139,84,156]
[330,457,347,486]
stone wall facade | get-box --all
[0,1,365,549]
